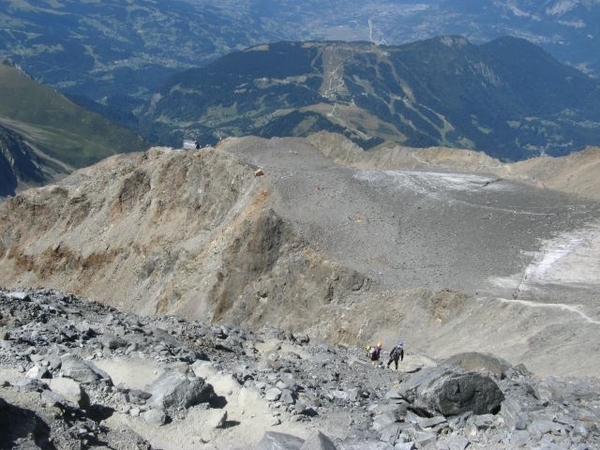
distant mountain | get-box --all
[0,0,271,122]
[0,61,148,196]
[1,0,598,127]
[374,0,600,76]
[140,37,600,160]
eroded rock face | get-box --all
[0,288,599,450]
[0,147,371,339]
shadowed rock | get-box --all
[0,396,53,449]
[400,363,504,416]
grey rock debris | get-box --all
[0,288,599,449]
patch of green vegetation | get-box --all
[471,116,493,135]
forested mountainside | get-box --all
[141,37,600,160]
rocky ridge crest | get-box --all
[2,137,600,379]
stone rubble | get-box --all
[1,288,599,449]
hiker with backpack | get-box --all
[366,342,383,363]
[387,340,404,370]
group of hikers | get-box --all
[366,339,404,369]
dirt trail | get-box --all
[497,297,600,325]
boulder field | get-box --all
[1,289,598,449]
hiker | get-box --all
[387,340,404,370]
[366,342,382,362]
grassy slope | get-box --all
[0,63,148,169]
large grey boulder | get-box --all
[400,363,504,416]
[424,371,504,416]
[254,431,305,450]
[48,377,89,408]
[254,430,338,450]
[300,431,337,450]
[265,387,282,401]
[146,370,214,411]
[339,441,395,449]
[99,332,127,350]
[60,354,111,384]
[142,408,167,426]
[501,397,532,431]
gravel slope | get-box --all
[220,136,600,296]
[220,136,600,377]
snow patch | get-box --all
[492,222,600,289]
[355,170,509,195]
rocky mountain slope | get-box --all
[0,61,148,197]
[1,288,599,450]
[0,122,45,197]
[1,0,599,122]
[1,135,600,380]
[141,37,600,160]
